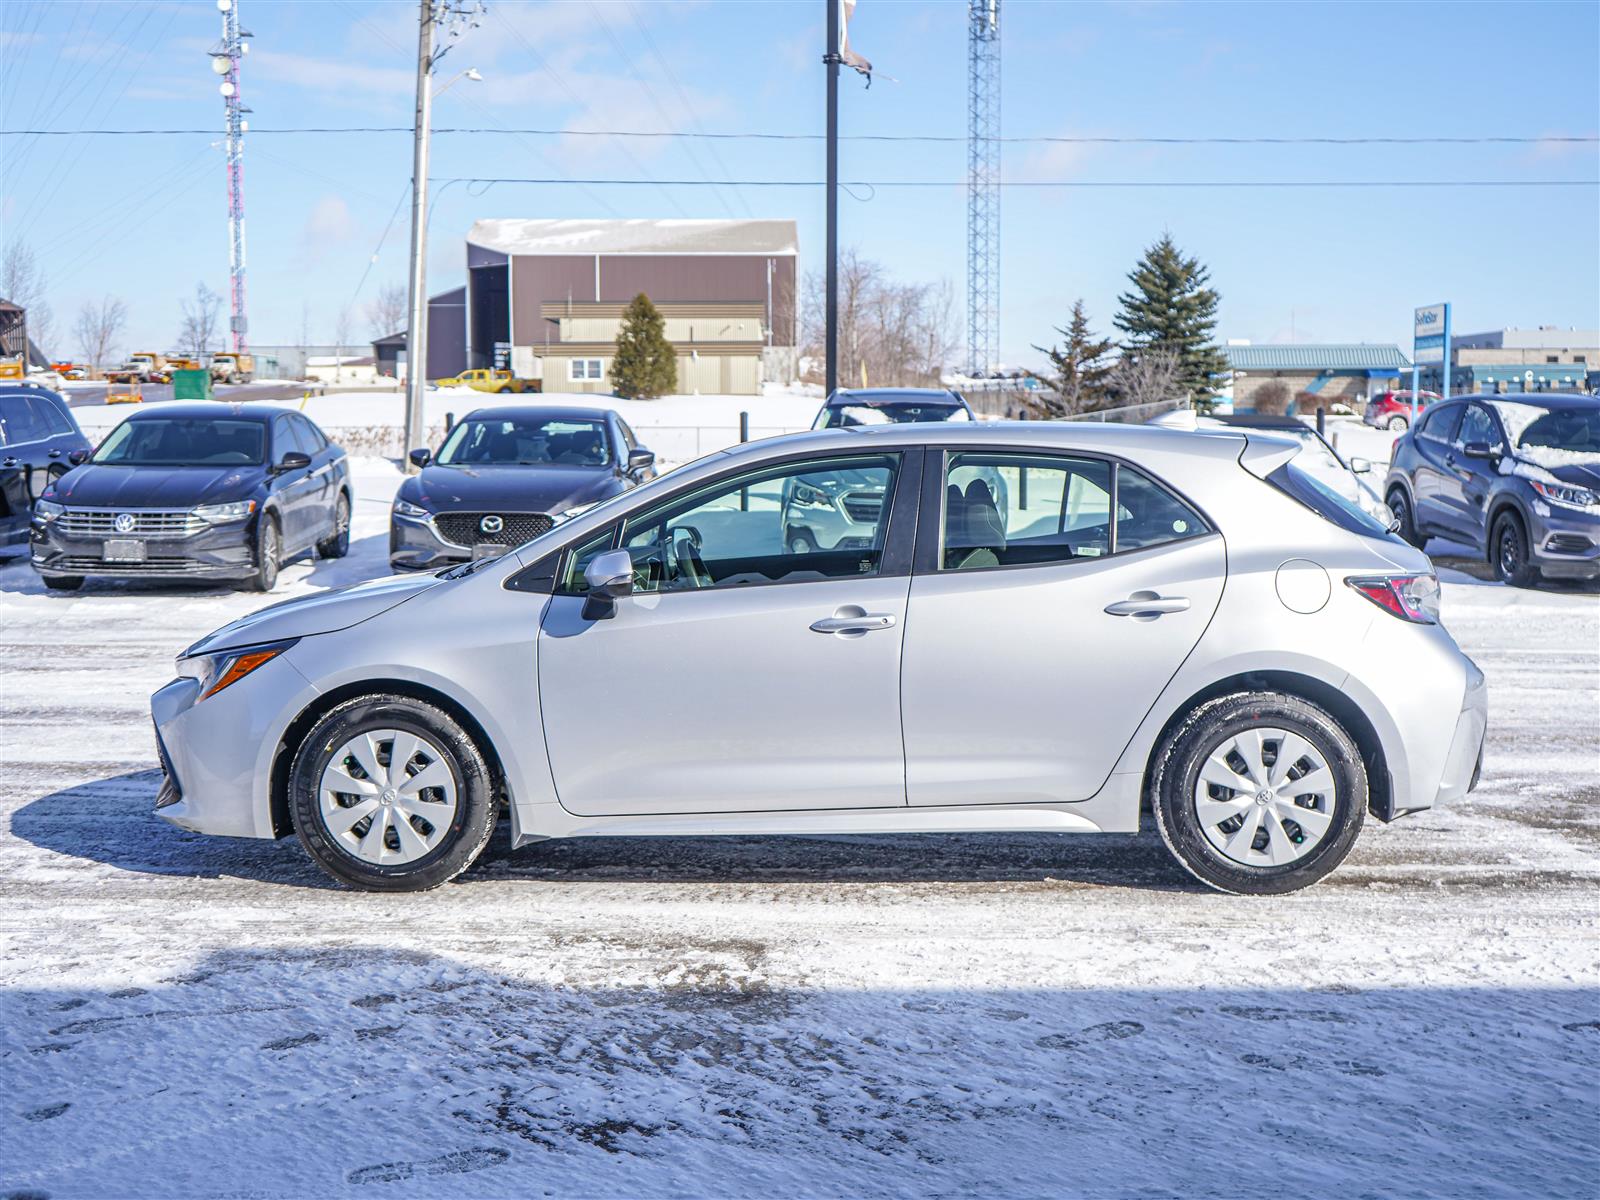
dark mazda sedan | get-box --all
[390,405,654,571]
[31,403,350,591]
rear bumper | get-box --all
[1429,657,1488,811]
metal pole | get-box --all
[402,0,434,469]
[1411,363,1420,425]
[823,0,840,400]
[1441,304,1451,403]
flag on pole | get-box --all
[839,0,873,83]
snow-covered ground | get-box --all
[1,459,1597,1197]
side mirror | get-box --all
[581,548,634,620]
[274,450,312,473]
[67,449,89,465]
[627,446,655,474]
[408,447,432,468]
[1348,456,1373,474]
[1461,441,1495,460]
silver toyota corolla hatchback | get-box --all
[151,423,1487,895]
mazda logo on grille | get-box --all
[114,513,136,534]
[479,515,504,535]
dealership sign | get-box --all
[1413,303,1449,366]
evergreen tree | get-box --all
[1031,299,1117,416]
[1112,234,1228,405]
[611,292,676,399]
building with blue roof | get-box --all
[1223,343,1412,411]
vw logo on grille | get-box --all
[479,514,504,535]
[114,513,137,534]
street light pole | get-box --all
[402,0,434,470]
[823,0,840,400]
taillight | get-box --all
[1346,574,1441,624]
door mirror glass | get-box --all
[627,446,655,473]
[1347,456,1373,474]
[408,447,431,468]
[275,450,312,473]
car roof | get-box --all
[0,383,67,401]
[826,388,965,406]
[1479,392,1599,410]
[122,402,286,422]
[728,418,1256,461]
[461,404,617,423]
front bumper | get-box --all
[31,515,258,581]
[389,511,469,571]
[1528,508,1600,580]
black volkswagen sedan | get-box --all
[390,405,654,570]
[1,384,93,554]
[31,403,350,592]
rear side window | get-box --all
[1417,405,1463,443]
[1268,461,1395,540]
[0,395,48,445]
[30,396,74,437]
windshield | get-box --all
[93,418,265,466]
[1490,402,1600,461]
[1267,459,1396,540]
[816,402,970,429]
[436,417,611,466]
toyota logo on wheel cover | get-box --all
[114,513,136,534]
[480,515,504,535]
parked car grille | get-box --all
[56,508,206,539]
[432,511,553,547]
[55,556,211,574]
[841,493,884,523]
[1544,533,1594,555]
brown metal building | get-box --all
[464,219,798,395]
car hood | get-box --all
[185,571,444,657]
[408,463,617,513]
[47,463,262,508]
[1536,459,1600,488]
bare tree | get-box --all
[366,281,408,338]
[74,295,129,373]
[1105,348,1184,409]
[177,282,223,356]
[801,249,957,389]
[2,240,55,358]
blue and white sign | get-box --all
[1413,303,1449,366]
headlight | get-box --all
[791,482,833,507]
[393,498,430,519]
[194,500,257,523]
[176,639,298,701]
[33,499,64,521]
[1346,573,1441,624]
[1529,480,1599,512]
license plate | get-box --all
[472,543,507,560]
[103,538,147,562]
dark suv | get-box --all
[0,385,92,554]
[1384,392,1599,585]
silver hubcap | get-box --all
[319,729,458,865]
[1194,727,1337,867]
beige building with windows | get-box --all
[536,300,769,395]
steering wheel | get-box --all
[671,529,711,589]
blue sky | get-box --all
[2,0,1596,367]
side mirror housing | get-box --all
[1461,441,1495,460]
[67,448,89,466]
[408,447,432,468]
[274,450,312,474]
[580,549,634,620]
[627,446,656,474]
[1348,456,1373,474]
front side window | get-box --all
[556,524,621,594]
[938,453,1207,570]
[0,396,48,445]
[435,417,611,466]
[1456,405,1497,448]
[93,418,265,466]
[614,454,901,592]
[568,359,604,382]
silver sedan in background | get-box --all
[151,423,1486,895]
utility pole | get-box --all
[403,0,435,466]
[823,0,840,399]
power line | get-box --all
[433,176,1598,188]
[1,127,1594,146]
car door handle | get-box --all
[47,449,62,458]
[1104,592,1190,618]
[810,609,897,635]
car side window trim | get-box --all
[911,446,1215,577]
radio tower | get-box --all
[966,0,1000,377]
[213,0,250,352]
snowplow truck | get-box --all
[209,353,254,384]
[106,353,169,384]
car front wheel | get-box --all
[240,514,280,592]
[1152,692,1367,895]
[1492,511,1539,587]
[289,694,498,891]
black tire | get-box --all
[289,693,497,892]
[316,493,351,559]
[787,530,818,554]
[41,574,83,591]
[1386,486,1425,549]
[1492,511,1539,587]
[1151,691,1367,895]
[240,514,280,592]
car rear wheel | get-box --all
[240,515,280,592]
[1152,691,1367,895]
[1492,511,1539,587]
[317,494,351,559]
[1386,414,1408,431]
[41,574,83,591]
[1386,486,1424,548]
[289,693,497,891]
